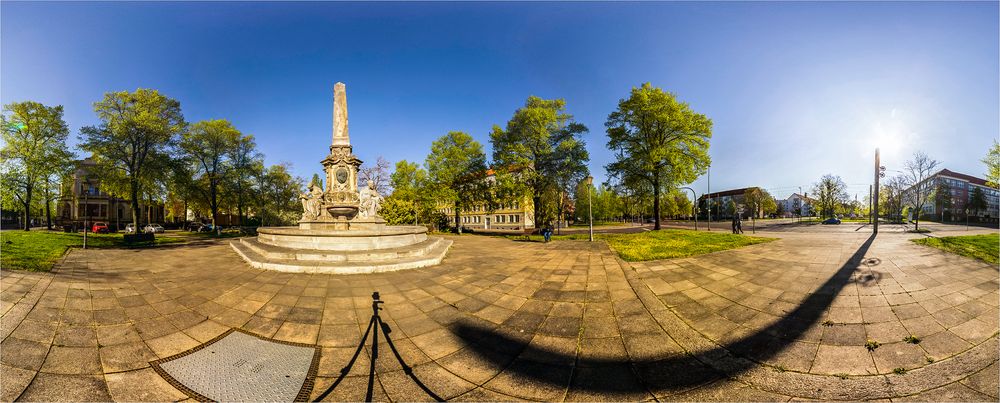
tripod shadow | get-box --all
[452,233,878,394]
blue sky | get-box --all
[3,1,997,201]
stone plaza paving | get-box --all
[1,227,997,401]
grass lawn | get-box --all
[911,233,999,265]
[1,230,183,272]
[505,229,777,262]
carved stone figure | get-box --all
[358,180,383,218]
[300,183,324,220]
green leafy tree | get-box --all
[491,96,589,230]
[426,131,487,233]
[969,186,987,220]
[228,134,263,226]
[389,160,435,224]
[179,119,242,232]
[309,174,324,190]
[984,140,1000,189]
[79,89,185,232]
[378,196,416,225]
[605,83,712,230]
[0,101,74,230]
[934,181,953,221]
[743,187,776,233]
[254,163,303,226]
[812,174,849,219]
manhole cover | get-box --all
[151,329,319,402]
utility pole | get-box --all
[586,176,594,242]
[874,148,882,234]
[798,186,802,223]
[868,185,872,225]
[707,167,711,231]
[83,179,89,249]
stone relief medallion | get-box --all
[336,168,349,184]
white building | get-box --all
[777,193,814,217]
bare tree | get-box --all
[880,175,907,223]
[902,152,940,231]
[358,156,391,195]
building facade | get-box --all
[902,169,999,222]
[437,169,535,232]
[56,158,165,230]
[778,193,815,217]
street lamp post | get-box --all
[707,167,711,231]
[83,181,89,250]
[966,208,970,231]
[585,176,594,242]
[874,148,882,235]
[680,187,697,230]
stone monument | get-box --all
[231,83,452,274]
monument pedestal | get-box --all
[297,216,387,232]
[230,225,452,274]
[230,82,452,274]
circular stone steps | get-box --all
[230,236,453,274]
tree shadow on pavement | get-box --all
[451,233,878,395]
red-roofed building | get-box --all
[902,169,999,222]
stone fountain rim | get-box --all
[258,225,427,237]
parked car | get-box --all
[143,224,165,233]
[125,223,136,234]
[822,217,842,225]
[91,222,109,233]
[198,224,214,233]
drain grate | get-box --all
[151,329,320,402]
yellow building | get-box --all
[438,169,535,231]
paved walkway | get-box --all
[1,229,996,401]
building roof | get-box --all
[697,187,755,200]
[785,192,816,203]
[934,169,989,187]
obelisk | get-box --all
[317,82,363,227]
[332,82,349,147]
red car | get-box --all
[91,222,109,233]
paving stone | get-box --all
[0,363,35,401]
[811,345,876,375]
[18,373,111,402]
[99,342,158,373]
[2,229,996,401]
[0,337,49,371]
[105,368,188,401]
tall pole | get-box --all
[681,187,697,230]
[83,182,89,250]
[707,167,711,231]
[874,148,880,234]
[586,176,594,242]
[798,186,802,222]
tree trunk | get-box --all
[454,201,461,234]
[210,180,219,235]
[130,180,141,233]
[652,176,661,230]
[532,195,542,234]
[556,191,564,235]
[45,196,52,230]
[22,184,33,231]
